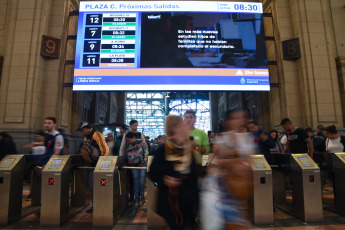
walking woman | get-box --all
[148,115,198,230]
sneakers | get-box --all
[141,197,146,206]
[86,206,93,213]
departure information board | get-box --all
[74,1,269,91]
[82,13,138,68]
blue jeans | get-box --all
[131,168,146,199]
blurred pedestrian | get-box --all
[149,115,198,230]
[24,130,46,155]
[270,129,283,154]
[0,131,18,161]
[208,109,254,229]
[247,120,275,163]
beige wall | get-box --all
[255,0,344,131]
[0,0,117,154]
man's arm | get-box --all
[282,144,290,153]
[200,132,210,154]
[306,139,314,158]
[53,135,64,155]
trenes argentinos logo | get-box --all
[240,78,245,84]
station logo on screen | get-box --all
[73,1,270,91]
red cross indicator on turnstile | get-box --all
[48,178,55,185]
[100,179,107,186]
[309,175,314,182]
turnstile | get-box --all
[0,155,25,225]
[147,156,167,229]
[93,156,119,227]
[271,154,290,204]
[249,155,273,225]
[40,155,71,226]
[290,154,323,222]
[333,152,345,216]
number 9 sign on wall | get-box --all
[40,35,61,59]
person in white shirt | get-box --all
[315,125,345,153]
[106,133,116,156]
[24,130,46,155]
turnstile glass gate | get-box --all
[333,152,345,216]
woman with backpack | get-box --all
[125,131,149,206]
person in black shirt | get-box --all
[0,131,18,161]
[247,120,276,163]
[280,118,314,157]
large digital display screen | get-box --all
[74,1,269,91]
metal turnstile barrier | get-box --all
[333,152,345,216]
[271,154,290,205]
[24,154,42,207]
[290,154,323,222]
[40,155,71,226]
[0,155,25,225]
[147,156,167,229]
[70,155,92,208]
[249,155,273,225]
[93,156,119,227]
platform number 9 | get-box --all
[45,40,56,54]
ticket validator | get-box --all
[333,152,345,216]
[0,155,24,225]
[249,155,273,225]
[40,155,71,226]
[290,154,323,222]
[93,156,119,227]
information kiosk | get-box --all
[0,155,24,225]
[249,155,273,225]
[333,152,345,216]
[40,156,71,226]
[147,156,167,229]
[93,156,118,227]
[290,154,323,222]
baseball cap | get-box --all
[76,121,90,131]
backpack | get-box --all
[126,141,144,165]
[81,139,100,163]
